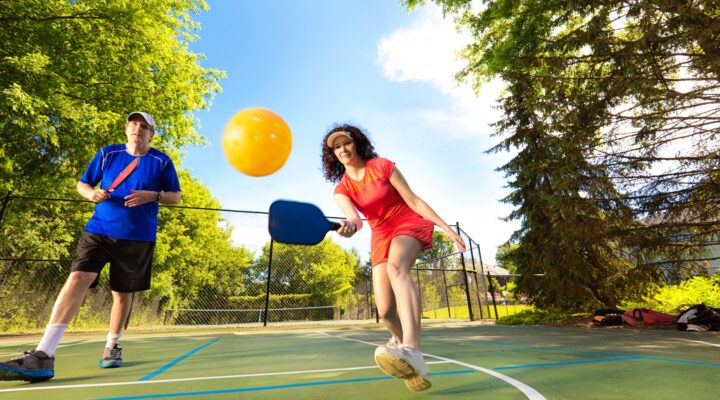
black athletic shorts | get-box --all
[71,232,155,292]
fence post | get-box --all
[486,272,499,319]
[415,268,423,318]
[455,223,474,321]
[475,243,491,318]
[0,190,12,228]
[467,239,484,319]
[262,239,275,326]
[365,280,371,319]
[441,258,451,318]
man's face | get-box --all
[125,117,154,147]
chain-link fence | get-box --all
[481,273,533,319]
[0,193,494,333]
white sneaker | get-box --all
[374,344,432,391]
[373,336,400,363]
[387,335,400,348]
[400,346,431,392]
[374,342,414,378]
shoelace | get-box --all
[107,347,122,359]
[11,351,32,360]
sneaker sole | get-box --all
[99,360,122,368]
[374,351,416,378]
[405,374,432,391]
[0,367,54,382]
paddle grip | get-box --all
[330,221,342,231]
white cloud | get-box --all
[376,3,504,136]
[372,3,518,263]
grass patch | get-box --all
[423,304,532,320]
[496,309,589,326]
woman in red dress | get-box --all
[321,124,466,391]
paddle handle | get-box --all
[330,222,341,231]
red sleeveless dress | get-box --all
[334,157,434,266]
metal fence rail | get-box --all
[0,193,491,333]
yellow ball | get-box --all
[222,108,292,177]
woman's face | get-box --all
[331,136,357,165]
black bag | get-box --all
[677,304,720,331]
[592,308,625,326]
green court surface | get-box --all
[0,322,718,399]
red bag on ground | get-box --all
[622,308,676,328]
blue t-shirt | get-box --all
[80,144,181,241]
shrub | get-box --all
[622,275,720,313]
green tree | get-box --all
[495,242,518,274]
[0,0,230,327]
[404,0,720,310]
[419,271,441,317]
[0,0,223,197]
[150,172,255,312]
[418,230,456,263]
[249,238,359,308]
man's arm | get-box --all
[77,181,110,203]
[158,191,180,205]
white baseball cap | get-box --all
[127,111,157,131]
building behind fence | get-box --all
[0,193,520,333]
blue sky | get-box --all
[183,0,515,264]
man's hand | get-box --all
[88,189,110,203]
[124,190,155,207]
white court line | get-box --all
[0,334,215,358]
[0,341,93,358]
[0,361,450,393]
[315,331,546,400]
[673,338,720,348]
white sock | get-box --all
[105,332,122,349]
[36,324,68,356]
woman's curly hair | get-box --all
[321,124,378,183]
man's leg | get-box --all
[38,271,98,354]
[99,291,132,368]
[100,237,154,369]
[0,271,97,382]
[48,272,98,323]
[109,290,133,337]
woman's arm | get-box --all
[389,166,466,253]
[333,193,363,238]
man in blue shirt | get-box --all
[0,111,181,382]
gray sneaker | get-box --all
[99,345,123,368]
[0,350,55,382]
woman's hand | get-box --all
[448,230,466,253]
[337,220,358,238]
